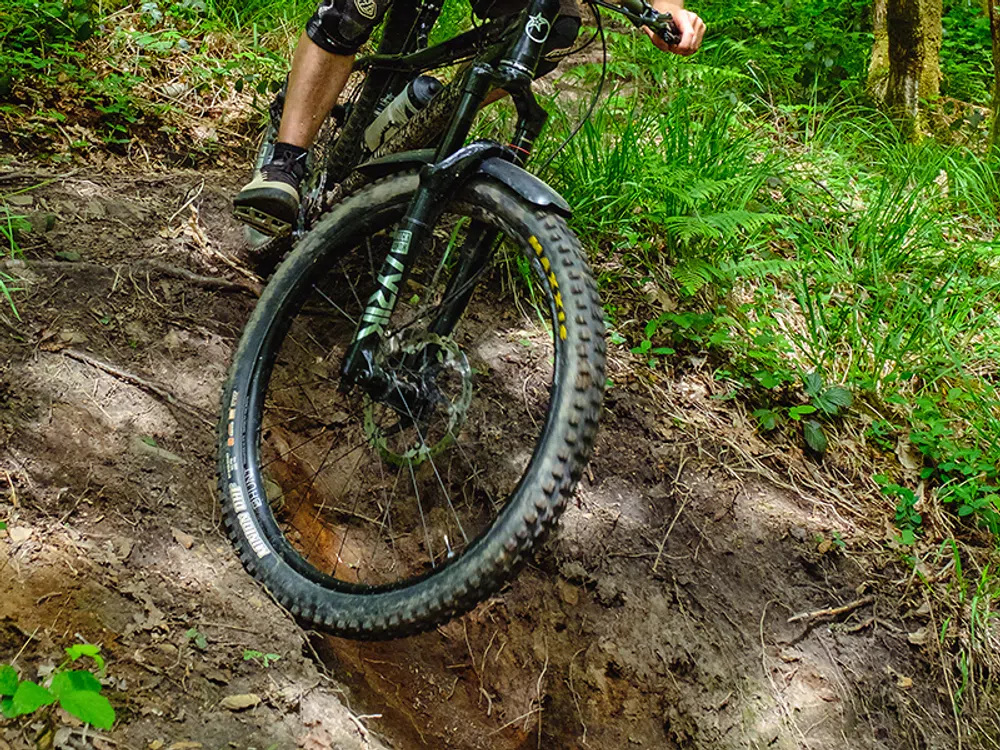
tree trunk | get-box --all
[990,0,1000,149]
[886,0,942,139]
[868,0,890,106]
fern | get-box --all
[670,258,725,296]
[661,210,784,244]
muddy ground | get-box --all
[0,166,986,749]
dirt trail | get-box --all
[0,167,971,749]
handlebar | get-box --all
[592,0,682,46]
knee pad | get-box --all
[306,0,391,56]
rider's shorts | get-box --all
[306,0,581,75]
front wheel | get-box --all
[218,172,606,639]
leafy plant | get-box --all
[0,644,114,730]
[878,476,922,545]
[630,317,675,367]
[185,628,208,650]
[243,649,281,668]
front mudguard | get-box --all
[355,148,571,218]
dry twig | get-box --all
[62,348,213,426]
[0,258,260,295]
[786,595,875,624]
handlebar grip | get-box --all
[656,15,682,46]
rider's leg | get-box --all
[234,0,389,234]
[278,33,354,150]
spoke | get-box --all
[331,442,377,578]
[395,385,469,546]
[266,432,372,509]
[261,396,365,469]
[409,459,434,568]
[366,237,378,283]
[266,377,340,395]
[344,269,366,312]
[261,427,329,470]
[366,463,403,579]
[312,283,358,326]
[282,430,344,532]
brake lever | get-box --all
[617,0,682,45]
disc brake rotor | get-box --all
[364,331,472,467]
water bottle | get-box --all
[363,75,442,154]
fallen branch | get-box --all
[62,348,213,426]
[0,258,260,295]
[787,595,875,624]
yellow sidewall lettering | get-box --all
[527,235,568,341]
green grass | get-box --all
[539,25,1000,548]
[0,203,27,319]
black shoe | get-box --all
[233,150,305,237]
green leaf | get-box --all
[803,420,828,453]
[788,404,817,420]
[823,386,852,409]
[753,408,779,432]
[754,370,782,389]
[185,628,207,650]
[0,521,6,530]
[803,371,823,397]
[0,665,18,696]
[8,680,55,716]
[50,670,102,698]
[58,689,115,729]
[66,644,104,671]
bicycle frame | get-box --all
[340,0,562,397]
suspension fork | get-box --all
[428,48,552,340]
[339,80,504,397]
[340,0,557,397]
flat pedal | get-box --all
[233,205,293,238]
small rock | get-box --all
[115,537,135,562]
[789,526,809,542]
[172,528,195,550]
[202,668,229,685]
[220,693,261,711]
[28,213,57,233]
[59,329,88,345]
[83,200,106,220]
[557,579,579,606]
[7,527,32,543]
[161,82,191,99]
[560,561,590,583]
[908,627,930,646]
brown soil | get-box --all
[0,166,986,749]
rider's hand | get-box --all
[645,1,705,56]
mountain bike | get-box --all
[219,0,681,640]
